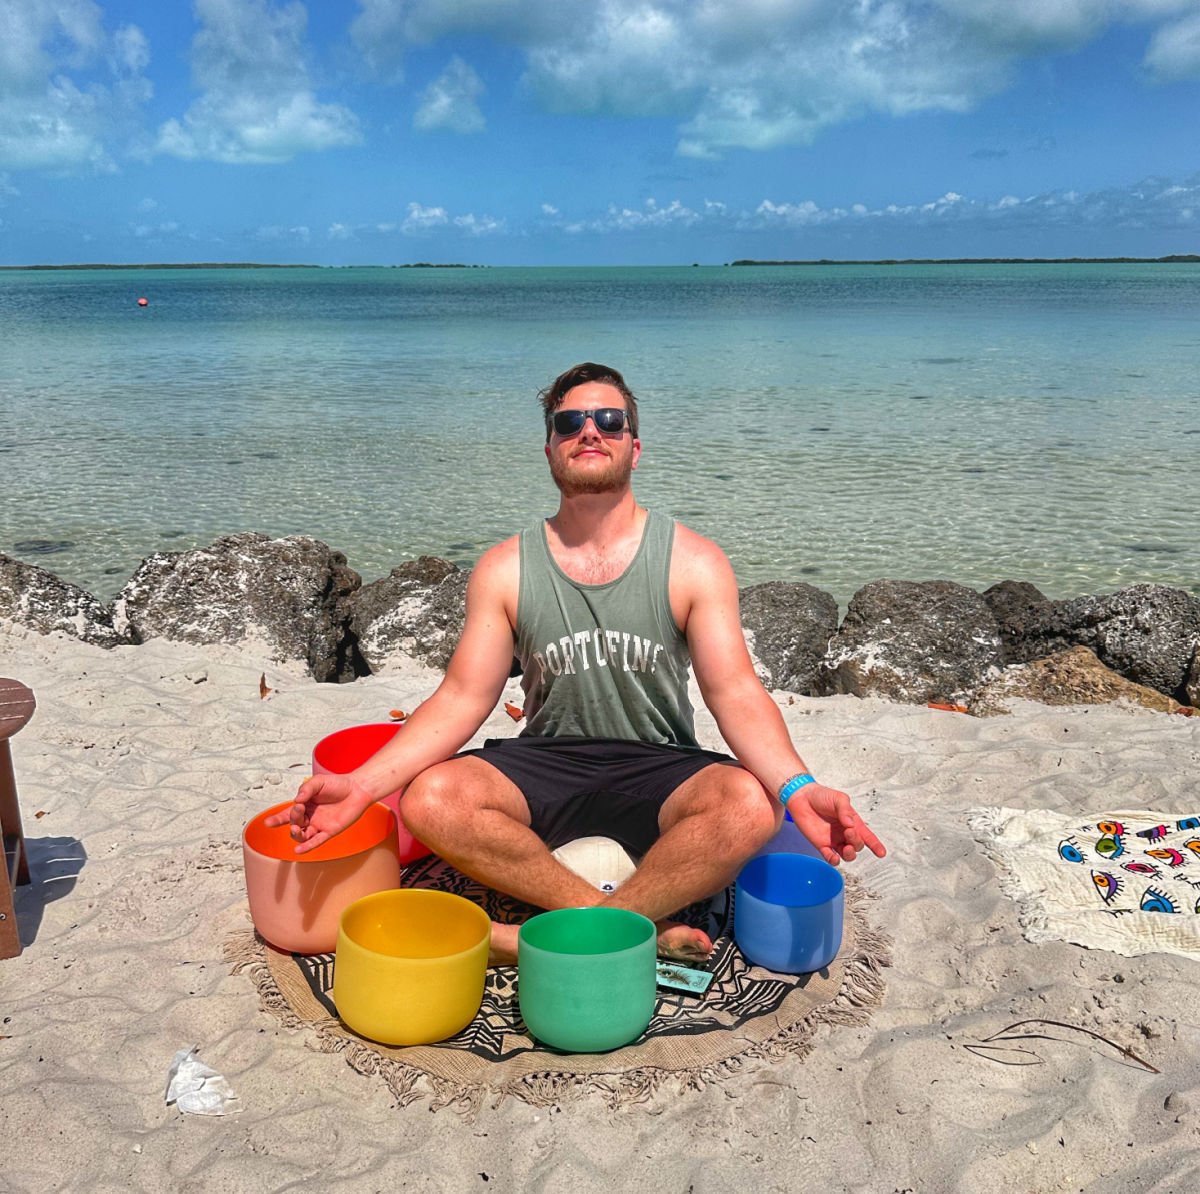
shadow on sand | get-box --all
[13,835,88,947]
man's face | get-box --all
[545,380,641,498]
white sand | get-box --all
[3,622,1199,1193]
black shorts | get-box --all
[458,736,739,858]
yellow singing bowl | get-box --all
[332,889,492,1046]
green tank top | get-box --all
[515,511,697,746]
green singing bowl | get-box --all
[518,907,657,1053]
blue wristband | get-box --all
[778,772,816,807]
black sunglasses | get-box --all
[551,407,631,437]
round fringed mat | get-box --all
[226,855,890,1113]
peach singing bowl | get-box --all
[333,889,491,1046]
[312,723,431,866]
[242,800,402,955]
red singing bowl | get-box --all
[311,723,432,866]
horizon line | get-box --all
[3,255,1200,271]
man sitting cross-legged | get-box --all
[269,362,885,964]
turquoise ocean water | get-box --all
[1,263,1197,610]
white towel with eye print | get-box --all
[968,807,1200,959]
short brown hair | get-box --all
[539,362,640,441]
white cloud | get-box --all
[932,0,1113,53]
[132,220,179,238]
[541,203,559,216]
[157,0,361,164]
[400,202,451,234]
[350,0,575,79]
[540,173,1200,242]
[111,23,150,77]
[453,212,504,234]
[609,198,700,229]
[753,192,974,227]
[0,0,103,89]
[1144,10,1200,79]
[526,3,697,119]
[414,56,485,133]
[401,201,449,231]
[348,0,413,80]
[378,201,503,235]
[566,197,703,233]
[921,191,964,212]
[741,176,1200,235]
[0,0,152,171]
[755,199,827,226]
[349,0,1200,157]
[257,223,311,241]
[327,222,354,239]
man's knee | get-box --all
[399,758,527,839]
[719,768,782,849]
[399,761,471,837]
[668,765,779,852]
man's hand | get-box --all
[787,783,886,866]
[262,774,380,854]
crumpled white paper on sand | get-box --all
[165,1047,241,1115]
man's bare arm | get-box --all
[267,538,520,851]
[349,540,519,795]
[676,528,885,864]
[676,529,812,792]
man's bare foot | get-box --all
[488,920,710,965]
[656,921,712,963]
[488,921,519,967]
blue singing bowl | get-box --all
[734,852,845,974]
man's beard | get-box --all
[548,448,634,497]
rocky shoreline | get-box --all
[2,532,1197,714]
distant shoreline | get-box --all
[1,256,1198,271]
[729,255,1200,265]
[0,262,316,271]
[0,262,480,271]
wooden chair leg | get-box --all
[0,856,18,959]
[0,741,28,958]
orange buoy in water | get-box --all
[137,297,149,307]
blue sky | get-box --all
[2,0,1199,265]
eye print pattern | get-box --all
[1091,870,1122,906]
[1057,838,1085,863]
[1051,814,1200,920]
[1139,887,1178,914]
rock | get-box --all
[738,581,839,695]
[0,553,125,648]
[1059,584,1200,703]
[981,580,1074,665]
[818,579,1002,704]
[970,646,1185,716]
[112,533,361,682]
[1187,646,1200,709]
[348,556,470,672]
